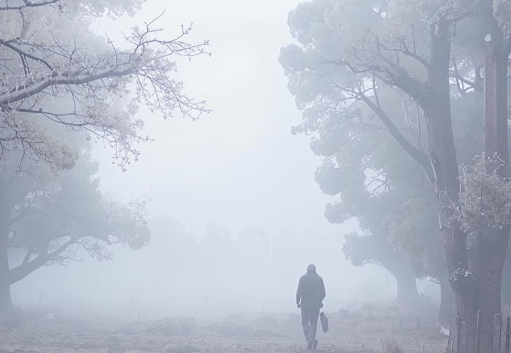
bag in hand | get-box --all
[320,312,329,333]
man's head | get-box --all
[307,264,317,273]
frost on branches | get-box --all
[0,0,210,172]
[457,154,511,233]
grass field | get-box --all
[0,303,448,353]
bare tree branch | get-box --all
[0,0,60,11]
[0,13,210,170]
[8,237,75,285]
[357,92,435,183]
[0,39,54,71]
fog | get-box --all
[7,0,400,318]
[8,2,511,352]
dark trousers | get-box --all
[301,305,320,341]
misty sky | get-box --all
[10,0,408,316]
[92,0,339,237]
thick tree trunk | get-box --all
[0,219,13,313]
[362,8,509,353]
[469,230,509,352]
[419,20,479,352]
[374,16,480,350]
[0,172,36,314]
[501,249,511,306]
[467,36,511,353]
[0,279,13,313]
[370,237,420,304]
[393,268,419,304]
[438,275,455,330]
[414,24,510,353]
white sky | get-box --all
[12,0,401,316]
[93,0,343,237]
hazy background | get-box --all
[10,0,407,319]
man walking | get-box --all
[296,264,326,350]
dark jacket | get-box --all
[296,271,326,308]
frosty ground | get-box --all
[0,304,447,353]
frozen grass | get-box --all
[0,303,447,353]
[378,335,402,353]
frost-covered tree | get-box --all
[315,87,484,326]
[0,0,208,313]
[0,0,209,172]
[280,0,511,347]
[0,144,149,311]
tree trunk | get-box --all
[0,172,35,314]
[368,237,420,305]
[467,36,511,353]
[372,16,480,351]
[358,8,509,353]
[469,230,509,353]
[416,24,510,353]
[419,20,479,352]
[501,249,511,306]
[0,220,13,313]
[392,268,419,304]
[0,279,13,313]
[438,275,455,330]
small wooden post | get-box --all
[505,317,510,353]
[494,314,501,353]
[457,312,462,353]
[490,321,495,353]
[476,310,482,353]
[499,314,503,353]
[467,319,470,353]
[446,324,453,353]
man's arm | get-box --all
[296,277,303,306]
[319,278,326,302]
